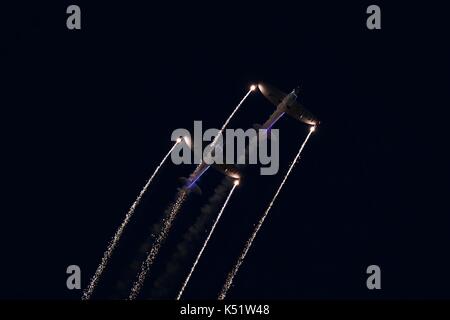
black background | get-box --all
[1,1,449,299]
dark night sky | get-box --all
[1,2,449,299]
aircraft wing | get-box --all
[259,82,319,126]
[212,163,240,180]
[258,83,287,106]
[284,101,318,126]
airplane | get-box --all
[181,83,319,194]
[256,82,320,131]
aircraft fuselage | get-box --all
[262,89,297,130]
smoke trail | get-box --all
[218,128,315,300]
[177,182,238,300]
[129,189,187,299]
[82,140,181,300]
[150,179,230,299]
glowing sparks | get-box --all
[210,87,255,149]
[310,125,316,132]
[129,190,188,300]
[82,139,181,300]
[177,183,238,300]
[129,161,206,299]
[176,84,253,300]
[218,129,314,300]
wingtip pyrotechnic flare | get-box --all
[310,125,316,132]
[250,84,257,91]
[176,137,182,143]
[234,179,240,186]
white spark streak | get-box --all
[218,129,314,300]
[177,183,237,300]
[82,140,180,300]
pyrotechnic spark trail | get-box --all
[177,181,238,300]
[129,189,188,300]
[211,86,255,149]
[82,139,181,300]
[218,127,315,300]
[189,86,255,182]
[128,86,254,299]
